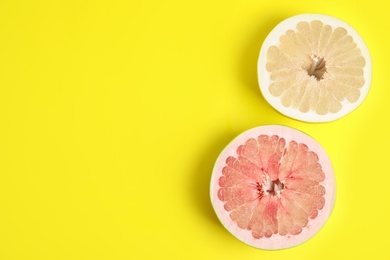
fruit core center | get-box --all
[307,55,327,80]
[264,177,284,196]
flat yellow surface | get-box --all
[0,1,388,259]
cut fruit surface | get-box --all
[258,14,372,122]
[210,125,335,250]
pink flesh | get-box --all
[217,135,326,239]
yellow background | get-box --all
[0,0,388,259]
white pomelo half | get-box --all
[210,125,335,250]
[258,14,372,122]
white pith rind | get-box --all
[210,125,336,250]
[258,14,372,122]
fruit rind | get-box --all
[210,125,336,250]
[258,14,372,122]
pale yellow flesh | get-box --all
[266,21,365,115]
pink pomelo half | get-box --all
[210,125,335,250]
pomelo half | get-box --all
[210,125,335,250]
[258,14,372,122]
